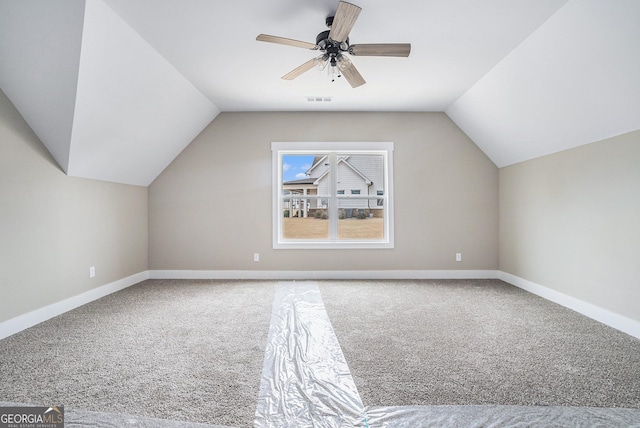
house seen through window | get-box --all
[272,142,394,249]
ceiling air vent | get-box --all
[306,96,333,102]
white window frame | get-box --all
[272,142,394,249]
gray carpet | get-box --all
[0,280,275,428]
[2,279,640,428]
[318,279,640,408]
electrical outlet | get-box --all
[89,266,96,278]
[456,253,462,262]
[254,253,260,262]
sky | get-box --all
[282,155,315,182]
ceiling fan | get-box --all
[256,1,411,88]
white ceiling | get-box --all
[1,0,638,185]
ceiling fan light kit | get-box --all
[256,1,411,88]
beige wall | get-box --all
[499,130,640,321]
[4,84,637,330]
[0,90,148,323]
[149,112,499,272]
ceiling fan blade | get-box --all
[337,56,365,88]
[282,56,323,80]
[256,34,317,50]
[350,43,411,57]
[328,1,362,43]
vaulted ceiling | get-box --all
[1,0,638,186]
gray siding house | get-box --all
[283,155,384,217]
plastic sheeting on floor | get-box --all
[365,405,640,427]
[254,282,640,428]
[254,282,368,428]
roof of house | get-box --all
[283,178,316,186]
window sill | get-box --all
[273,240,394,250]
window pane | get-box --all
[282,153,329,240]
[337,200,384,240]
[335,153,386,234]
[282,154,330,214]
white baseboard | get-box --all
[4,269,637,342]
[149,269,500,280]
[0,271,149,340]
[498,271,640,340]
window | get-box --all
[272,142,394,249]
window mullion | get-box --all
[328,153,338,240]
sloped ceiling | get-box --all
[1,0,638,185]
[447,0,640,167]
[0,0,220,186]
[0,1,84,173]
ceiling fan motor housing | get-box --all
[316,30,349,53]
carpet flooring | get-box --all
[0,280,275,427]
[319,279,640,408]
[1,279,640,427]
